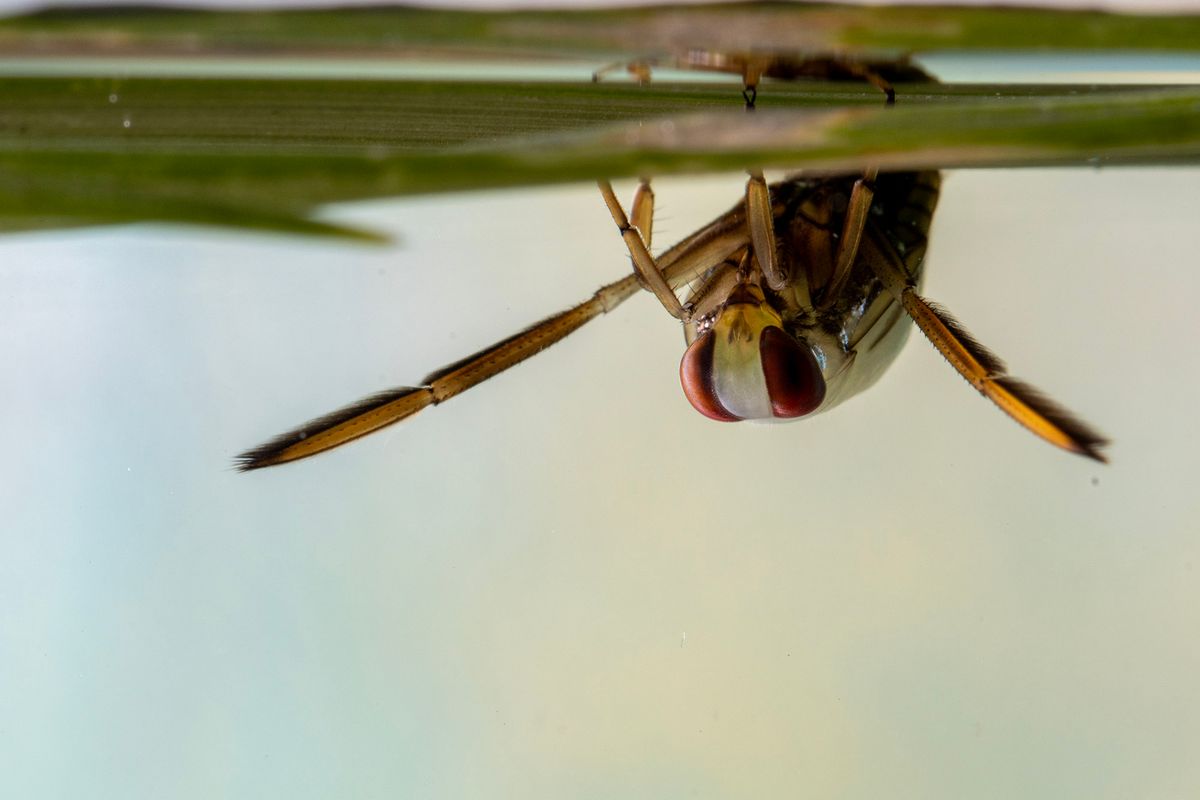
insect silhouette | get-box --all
[237,54,1107,471]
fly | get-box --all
[237,54,1107,470]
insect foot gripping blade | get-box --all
[679,285,825,422]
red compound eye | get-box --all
[679,326,826,421]
[758,326,825,418]
[679,331,740,421]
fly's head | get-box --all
[679,284,826,421]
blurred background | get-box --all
[1,3,1199,799]
[5,0,1200,11]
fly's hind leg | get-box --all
[859,227,1109,462]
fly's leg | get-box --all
[236,272,643,471]
[741,61,764,110]
[830,59,896,105]
[657,208,750,289]
[595,51,915,109]
[598,179,688,320]
[680,252,747,345]
[740,54,899,298]
[241,177,748,471]
[685,253,744,320]
[600,179,751,322]
[592,58,656,84]
[751,54,913,105]
[630,178,654,249]
[600,179,788,337]
[860,227,1109,462]
[817,167,879,310]
[589,53,766,110]
[747,53,913,105]
[740,171,817,313]
[695,170,809,309]
[815,56,904,311]
[745,169,788,291]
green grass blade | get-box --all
[1,76,1198,237]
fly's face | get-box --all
[679,285,825,422]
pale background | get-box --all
[1,11,1199,800]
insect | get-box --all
[237,55,1107,471]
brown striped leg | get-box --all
[630,178,654,250]
[861,227,1108,461]
[819,167,879,309]
[595,51,910,110]
[745,170,785,290]
[741,61,763,110]
[236,273,642,471]
[657,208,749,290]
[679,253,745,345]
[592,58,656,84]
[598,180,688,320]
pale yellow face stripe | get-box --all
[709,300,782,420]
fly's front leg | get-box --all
[598,179,688,320]
[818,167,878,309]
[745,169,787,292]
[812,55,903,308]
[804,55,899,307]
[630,178,654,249]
